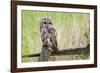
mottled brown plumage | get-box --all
[40,18,58,52]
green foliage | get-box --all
[84,31,90,44]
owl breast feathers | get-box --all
[40,18,58,52]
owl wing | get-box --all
[49,28,58,52]
[40,24,47,46]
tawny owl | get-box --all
[40,18,58,52]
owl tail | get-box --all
[52,46,58,52]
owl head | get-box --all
[40,17,53,29]
[42,17,52,25]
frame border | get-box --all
[11,1,97,73]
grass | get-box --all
[21,10,90,62]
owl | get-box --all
[40,18,58,52]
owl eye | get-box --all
[48,22,51,24]
[43,22,46,24]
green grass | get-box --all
[21,10,90,62]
